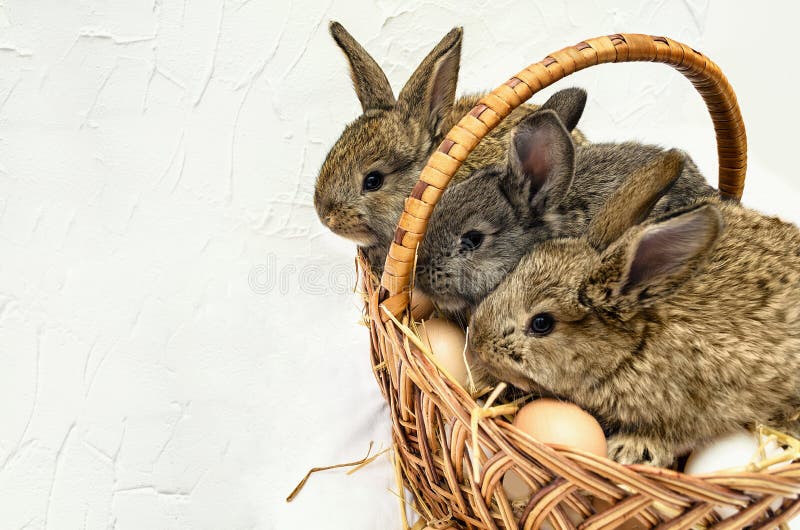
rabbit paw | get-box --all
[607,434,674,467]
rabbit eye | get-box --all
[527,313,555,336]
[460,230,484,251]
[362,171,384,192]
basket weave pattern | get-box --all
[365,34,800,529]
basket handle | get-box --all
[378,33,746,314]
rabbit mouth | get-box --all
[328,224,379,246]
[489,366,532,392]
[470,353,536,393]
[428,292,470,314]
[416,270,473,314]
[487,366,557,398]
[319,210,379,246]
[341,230,378,246]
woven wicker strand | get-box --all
[378,33,747,312]
[361,33,800,530]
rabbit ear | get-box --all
[584,204,723,316]
[585,150,686,251]
[539,87,587,132]
[506,109,575,215]
[329,21,396,112]
[397,27,463,139]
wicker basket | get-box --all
[363,34,800,529]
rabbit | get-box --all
[414,88,715,321]
[314,22,587,275]
[467,149,800,467]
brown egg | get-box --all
[410,288,434,320]
[417,318,470,388]
[512,399,607,457]
[503,400,607,502]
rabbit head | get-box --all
[414,88,587,315]
[314,22,463,247]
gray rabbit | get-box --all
[414,87,716,319]
[468,149,800,467]
[313,22,586,277]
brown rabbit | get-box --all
[469,150,800,467]
[314,22,587,273]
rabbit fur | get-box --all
[468,150,800,467]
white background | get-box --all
[0,1,798,529]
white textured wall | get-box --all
[0,1,797,529]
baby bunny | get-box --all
[468,150,800,467]
[314,22,586,273]
[415,88,714,318]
